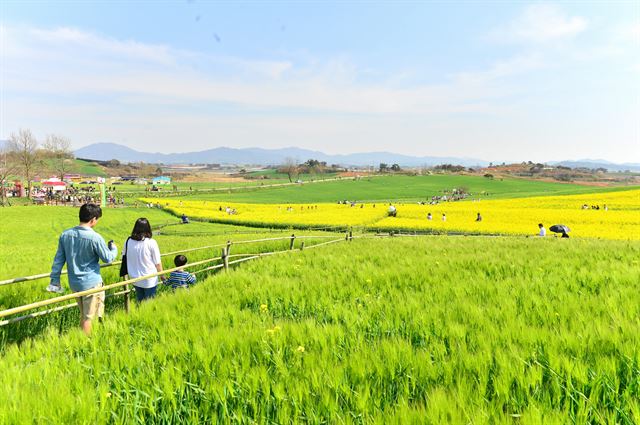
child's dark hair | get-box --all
[79,203,102,223]
[174,255,188,267]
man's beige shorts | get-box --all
[76,285,105,322]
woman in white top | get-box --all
[124,218,164,302]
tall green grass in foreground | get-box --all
[0,237,638,423]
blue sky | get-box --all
[1,1,639,163]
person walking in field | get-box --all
[538,223,546,237]
[476,212,482,222]
[48,203,118,336]
[124,218,164,302]
[442,213,446,222]
[427,212,432,220]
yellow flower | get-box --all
[296,345,305,353]
[260,304,268,312]
[105,392,112,398]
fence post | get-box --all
[124,283,130,314]
[345,231,349,241]
[349,229,353,242]
[300,241,305,251]
[289,234,296,250]
[226,240,232,256]
[222,247,229,271]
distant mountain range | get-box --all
[550,160,640,173]
[74,143,489,167]
[2,140,637,171]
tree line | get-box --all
[0,129,76,205]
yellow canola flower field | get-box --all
[145,189,640,240]
[149,199,384,228]
[375,189,640,239]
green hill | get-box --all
[179,174,637,204]
[75,159,107,176]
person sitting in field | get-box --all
[388,205,397,217]
[442,213,446,222]
[165,255,197,289]
[181,214,189,224]
[427,212,432,220]
[476,212,482,222]
[538,223,546,237]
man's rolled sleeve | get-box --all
[50,237,66,285]
[94,237,117,264]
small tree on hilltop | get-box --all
[9,129,40,198]
[43,134,76,180]
[0,144,18,206]
[280,157,299,183]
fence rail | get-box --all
[0,233,357,326]
[0,233,343,287]
[0,231,441,328]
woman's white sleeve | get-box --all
[152,240,161,264]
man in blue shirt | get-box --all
[49,204,118,335]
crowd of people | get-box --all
[26,186,126,207]
[582,203,608,211]
[48,204,197,335]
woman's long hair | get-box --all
[131,218,152,241]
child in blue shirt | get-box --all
[166,255,196,289]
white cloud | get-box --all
[453,53,546,84]
[29,26,176,64]
[2,25,519,116]
[614,22,640,45]
[2,24,638,162]
[491,4,588,43]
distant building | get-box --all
[41,178,67,192]
[63,174,83,183]
[152,176,171,185]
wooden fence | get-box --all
[0,232,357,327]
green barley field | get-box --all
[144,174,638,204]
[0,232,638,423]
[0,181,639,423]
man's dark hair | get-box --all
[538,223,543,227]
[131,218,153,241]
[79,203,102,223]
[174,255,188,267]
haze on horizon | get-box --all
[1,1,639,164]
